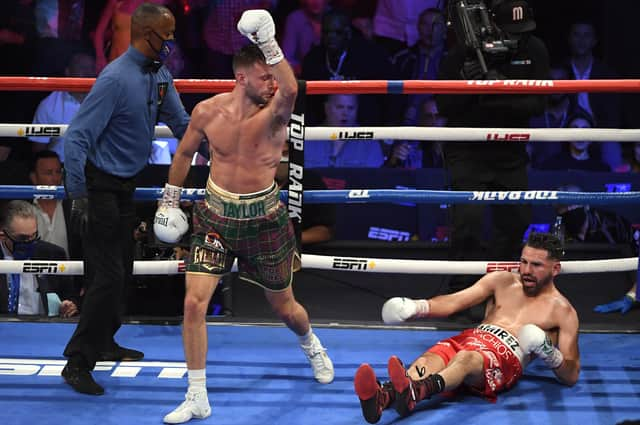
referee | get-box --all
[62,3,190,395]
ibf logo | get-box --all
[486,262,520,273]
[512,6,524,21]
[22,262,60,274]
[18,126,62,137]
[332,258,373,271]
[332,131,374,140]
[486,133,530,142]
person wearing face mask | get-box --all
[1,200,80,318]
[62,2,190,396]
[539,107,610,172]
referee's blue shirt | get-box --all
[64,46,190,198]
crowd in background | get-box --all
[0,0,639,173]
[0,0,639,318]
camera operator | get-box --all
[436,0,550,319]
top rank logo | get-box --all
[470,191,558,201]
[466,80,554,87]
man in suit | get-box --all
[1,200,80,317]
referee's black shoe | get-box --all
[99,344,144,362]
[62,362,104,395]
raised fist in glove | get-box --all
[594,294,636,315]
[518,324,564,369]
[382,297,430,324]
[237,10,283,65]
[153,183,189,244]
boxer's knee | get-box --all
[451,350,484,371]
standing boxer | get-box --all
[157,9,334,424]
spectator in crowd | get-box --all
[565,18,623,170]
[29,51,96,161]
[594,282,638,315]
[371,0,438,56]
[304,94,385,168]
[281,0,328,76]
[1,200,80,318]
[0,0,36,77]
[33,0,89,76]
[528,64,575,169]
[331,0,377,40]
[390,7,447,126]
[301,8,395,125]
[276,142,335,246]
[554,183,638,317]
[539,108,611,172]
[618,142,640,173]
[29,150,69,255]
[384,97,447,169]
[435,0,549,320]
[0,1,38,163]
[419,97,447,168]
[201,0,272,78]
[93,0,169,73]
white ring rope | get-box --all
[1,255,636,276]
[3,123,639,142]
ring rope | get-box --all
[1,255,636,275]
[1,77,640,94]
[3,123,639,142]
[2,185,639,205]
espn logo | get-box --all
[368,227,411,242]
[486,262,520,273]
[332,258,371,270]
[22,262,60,274]
[486,133,530,141]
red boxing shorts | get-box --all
[427,323,526,402]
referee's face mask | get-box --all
[147,30,176,63]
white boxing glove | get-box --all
[237,10,283,65]
[154,183,189,243]
[382,297,430,324]
[518,324,564,369]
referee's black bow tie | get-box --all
[144,60,162,73]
